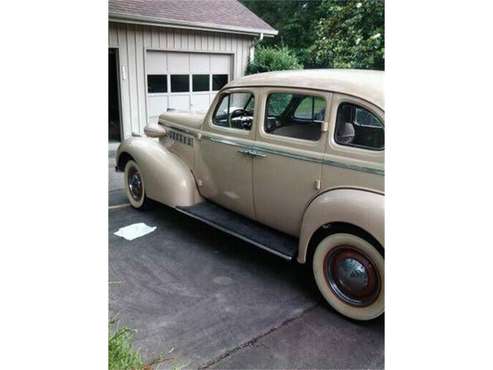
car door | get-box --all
[252,88,332,236]
[194,89,257,219]
[324,93,385,192]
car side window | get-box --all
[212,92,254,131]
[294,96,326,120]
[264,93,325,141]
[335,103,384,150]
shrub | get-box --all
[246,46,302,75]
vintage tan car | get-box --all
[116,69,384,321]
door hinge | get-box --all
[314,179,321,191]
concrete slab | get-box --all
[109,150,124,192]
[109,189,128,207]
[109,141,120,157]
[209,306,384,369]
[109,205,320,369]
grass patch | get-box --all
[109,324,145,370]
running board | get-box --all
[176,201,298,260]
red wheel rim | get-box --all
[323,246,380,307]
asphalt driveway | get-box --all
[109,156,384,369]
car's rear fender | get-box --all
[297,188,384,263]
[116,137,203,207]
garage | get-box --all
[146,51,232,124]
[108,0,277,140]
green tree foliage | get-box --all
[240,0,323,67]
[314,0,384,69]
[246,46,302,75]
[240,0,384,70]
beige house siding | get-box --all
[109,22,255,138]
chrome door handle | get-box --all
[238,149,252,156]
[248,150,266,158]
[237,149,266,158]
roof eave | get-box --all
[109,12,278,37]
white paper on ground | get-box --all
[114,223,157,241]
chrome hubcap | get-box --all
[127,167,143,201]
[337,258,368,293]
[325,246,380,307]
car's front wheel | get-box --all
[313,232,384,321]
[124,160,153,210]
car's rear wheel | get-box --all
[124,160,152,210]
[313,233,384,321]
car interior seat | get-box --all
[337,121,356,144]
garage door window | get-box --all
[147,75,167,93]
[171,75,190,92]
[212,92,254,131]
[212,74,228,91]
[193,74,210,92]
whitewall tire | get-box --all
[124,160,152,210]
[313,233,384,321]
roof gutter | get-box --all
[249,32,264,62]
[109,12,278,37]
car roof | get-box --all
[225,69,384,110]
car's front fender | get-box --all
[297,188,384,263]
[116,137,203,207]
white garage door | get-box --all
[146,51,232,124]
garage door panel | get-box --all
[210,54,231,74]
[148,95,168,117]
[169,95,190,111]
[209,92,217,104]
[148,116,160,125]
[190,54,210,73]
[191,94,211,113]
[167,52,190,74]
[146,51,167,74]
[146,51,231,123]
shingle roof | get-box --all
[109,0,277,36]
